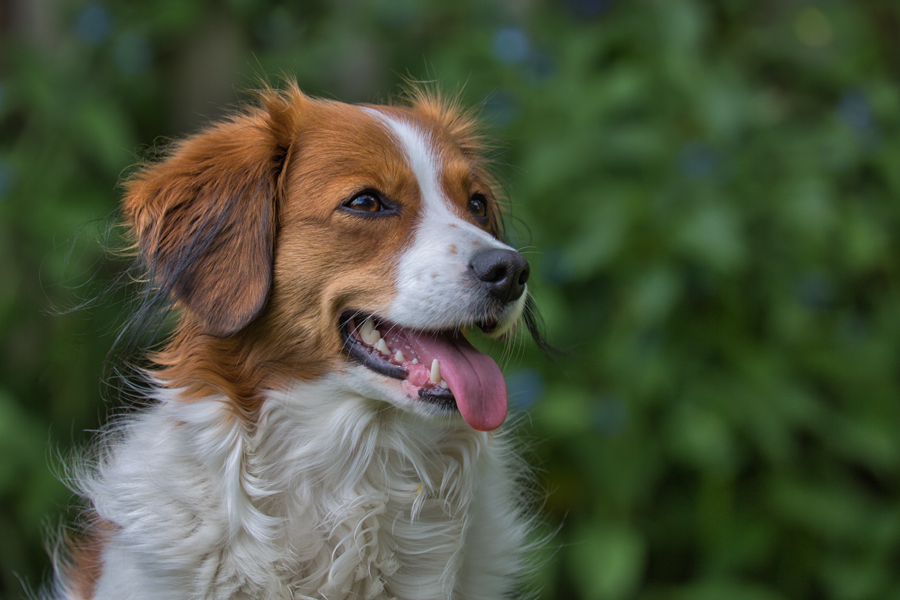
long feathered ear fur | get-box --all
[122,86,305,337]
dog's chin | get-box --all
[337,310,516,431]
[341,365,461,426]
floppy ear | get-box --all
[123,94,300,337]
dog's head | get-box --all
[123,84,533,431]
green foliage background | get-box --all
[3,0,900,598]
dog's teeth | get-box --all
[412,358,419,365]
[394,350,406,362]
[430,359,441,383]
[440,380,449,389]
[376,338,391,356]
[361,325,381,345]
[358,318,384,345]
[360,318,374,336]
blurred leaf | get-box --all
[570,522,646,600]
[670,581,787,600]
[674,203,745,272]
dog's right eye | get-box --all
[344,192,384,212]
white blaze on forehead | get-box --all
[363,108,518,330]
[364,110,447,215]
[363,108,467,228]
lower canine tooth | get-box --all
[440,381,449,389]
[394,350,406,362]
[412,358,419,365]
[430,359,441,383]
[376,338,391,356]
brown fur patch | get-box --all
[60,518,116,600]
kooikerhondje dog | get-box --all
[52,83,543,600]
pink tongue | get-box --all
[406,331,508,431]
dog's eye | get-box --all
[340,190,399,219]
[345,192,384,213]
[468,194,488,220]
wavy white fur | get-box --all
[61,373,532,600]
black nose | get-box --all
[470,248,530,304]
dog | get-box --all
[51,83,543,600]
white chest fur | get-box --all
[74,376,529,600]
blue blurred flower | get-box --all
[567,0,615,19]
[837,89,873,134]
[493,27,531,65]
[506,369,545,410]
[75,4,112,45]
[677,141,717,180]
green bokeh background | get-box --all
[4,0,900,598]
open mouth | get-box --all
[339,311,508,431]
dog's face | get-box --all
[124,86,528,431]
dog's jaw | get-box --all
[338,312,510,430]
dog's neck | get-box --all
[122,375,514,599]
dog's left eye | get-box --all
[468,194,488,220]
[342,190,399,217]
[345,192,384,212]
